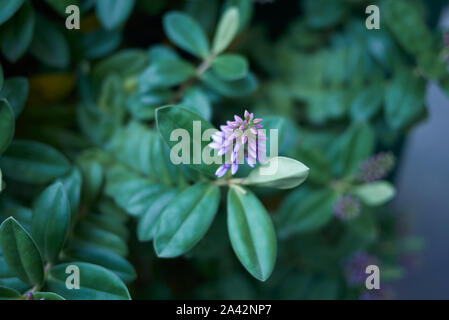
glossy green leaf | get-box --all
[64,245,136,283]
[0,254,30,292]
[138,189,179,242]
[0,77,29,117]
[211,54,248,80]
[0,0,24,26]
[244,157,309,189]
[0,285,21,299]
[276,188,338,237]
[30,16,69,68]
[78,159,104,204]
[0,140,71,184]
[212,7,239,54]
[156,105,220,177]
[56,168,82,217]
[74,222,128,256]
[0,1,34,62]
[45,262,131,300]
[352,181,396,206]
[154,182,220,257]
[32,182,70,262]
[163,11,209,58]
[227,186,277,281]
[139,59,195,90]
[0,99,15,155]
[96,0,136,30]
[0,217,44,285]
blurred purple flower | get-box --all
[342,251,379,286]
[27,292,33,300]
[334,195,361,220]
[357,152,395,183]
[209,110,266,177]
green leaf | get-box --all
[74,222,128,256]
[32,292,65,300]
[0,140,71,184]
[32,182,70,262]
[244,156,309,189]
[137,189,179,242]
[181,86,212,121]
[92,49,147,81]
[96,0,135,30]
[156,105,220,177]
[385,69,426,131]
[29,16,69,68]
[212,7,239,54]
[227,186,276,281]
[201,70,257,97]
[45,262,131,300]
[0,0,24,26]
[77,104,118,146]
[0,254,30,292]
[154,182,220,257]
[163,11,209,58]
[211,54,248,80]
[64,245,136,283]
[78,159,104,204]
[56,168,82,217]
[276,188,338,237]
[0,77,29,117]
[139,59,195,90]
[0,99,15,155]
[0,285,21,299]
[350,83,384,122]
[83,29,122,60]
[0,1,34,62]
[0,217,44,285]
[331,122,375,177]
[126,90,172,121]
[105,166,165,217]
[352,181,396,206]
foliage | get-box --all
[0,0,444,299]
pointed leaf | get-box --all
[32,182,70,262]
[154,182,220,257]
[227,186,277,281]
[0,217,44,285]
[163,11,209,58]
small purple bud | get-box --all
[358,152,395,183]
[334,195,361,220]
[27,292,33,300]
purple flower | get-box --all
[334,195,361,220]
[357,152,395,183]
[27,292,33,300]
[342,252,379,286]
[209,111,266,177]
